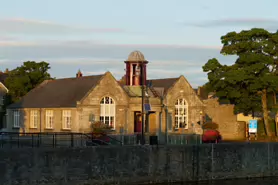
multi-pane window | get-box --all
[62,110,71,129]
[174,98,188,129]
[30,110,39,128]
[100,96,115,129]
[0,95,4,105]
[13,110,20,128]
[45,110,54,129]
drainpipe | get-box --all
[165,105,168,144]
[140,62,145,145]
[40,108,42,133]
[160,95,168,145]
[124,108,128,134]
[39,108,42,145]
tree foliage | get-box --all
[203,28,278,136]
[5,61,52,102]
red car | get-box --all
[202,130,222,143]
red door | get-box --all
[134,113,142,133]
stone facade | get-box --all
[163,76,204,134]
[0,81,8,129]
[6,72,204,135]
[78,72,129,133]
[6,108,78,133]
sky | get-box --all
[0,0,278,87]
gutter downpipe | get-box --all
[160,95,168,145]
[165,105,168,145]
[141,62,145,145]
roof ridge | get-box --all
[53,74,104,81]
[147,77,179,81]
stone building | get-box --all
[6,51,204,135]
[0,70,10,129]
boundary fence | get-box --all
[0,132,202,148]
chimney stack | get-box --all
[76,69,83,78]
[197,86,201,96]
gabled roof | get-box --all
[121,77,179,98]
[0,73,9,92]
[147,77,179,95]
[8,74,104,108]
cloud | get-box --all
[0,41,35,46]
[0,57,200,68]
[0,40,235,87]
[0,38,221,50]
[0,36,18,41]
[0,40,222,61]
[0,17,126,35]
[185,18,278,30]
[0,59,11,63]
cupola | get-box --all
[124,51,149,86]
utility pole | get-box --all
[141,62,145,145]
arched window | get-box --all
[174,98,188,129]
[100,96,116,129]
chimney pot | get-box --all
[76,69,83,78]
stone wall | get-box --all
[204,99,246,140]
[1,143,278,185]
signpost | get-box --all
[249,120,258,133]
[144,103,151,112]
[248,120,258,140]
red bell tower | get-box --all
[124,51,148,86]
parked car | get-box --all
[202,129,222,143]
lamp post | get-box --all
[141,62,145,145]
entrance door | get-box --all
[148,111,156,133]
[134,112,142,133]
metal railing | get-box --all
[0,132,89,148]
[0,132,202,148]
[108,133,202,145]
[167,134,202,145]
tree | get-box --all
[203,28,278,137]
[5,61,52,102]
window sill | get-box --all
[45,128,54,130]
[174,127,189,131]
[61,129,71,131]
[12,127,20,129]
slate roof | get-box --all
[8,74,104,108]
[147,77,179,95]
[122,77,179,97]
[8,74,181,109]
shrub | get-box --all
[202,121,219,130]
[90,121,113,137]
